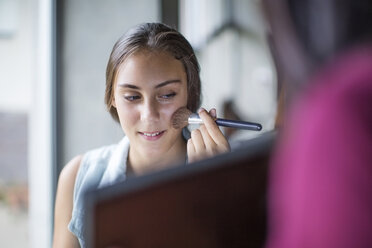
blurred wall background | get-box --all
[0,0,34,247]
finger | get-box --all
[199,121,230,154]
[198,108,226,145]
[198,124,218,155]
[209,108,217,118]
[188,132,207,163]
[190,129,205,152]
[187,139,196,163]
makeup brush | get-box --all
[172,107,262,131]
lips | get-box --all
[138,130,165,140]
[142,131,162,137]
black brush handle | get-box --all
[215,118,262,131]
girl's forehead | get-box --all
[129,49,174,62]
[114,50,187,89]
[118,50,183,74]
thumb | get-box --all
[209,108,217,118]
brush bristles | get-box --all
[171,107,192,129]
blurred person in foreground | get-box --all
[262,0,372,247]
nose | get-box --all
[140,99,160,122]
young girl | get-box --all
[53,23,230,247]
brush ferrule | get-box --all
[188,113,203,125]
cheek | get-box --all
[116,102,139,127]
[160,93,188,121]
[161,106,178,121]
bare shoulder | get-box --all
[58,155,83,186]
[53,155,83,248]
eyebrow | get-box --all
[118,79,182,90]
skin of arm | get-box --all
[53,155,82,248]
[187,108,230,163]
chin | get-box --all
[140,145,167,157]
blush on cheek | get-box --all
[163,105,185,121]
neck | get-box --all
[128,138,187,176]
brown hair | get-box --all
[105,22,202,122]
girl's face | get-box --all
[113,50,188,164]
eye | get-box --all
[159,92,176,99]
[124,95,141,101]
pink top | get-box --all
[266,45,372,248]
